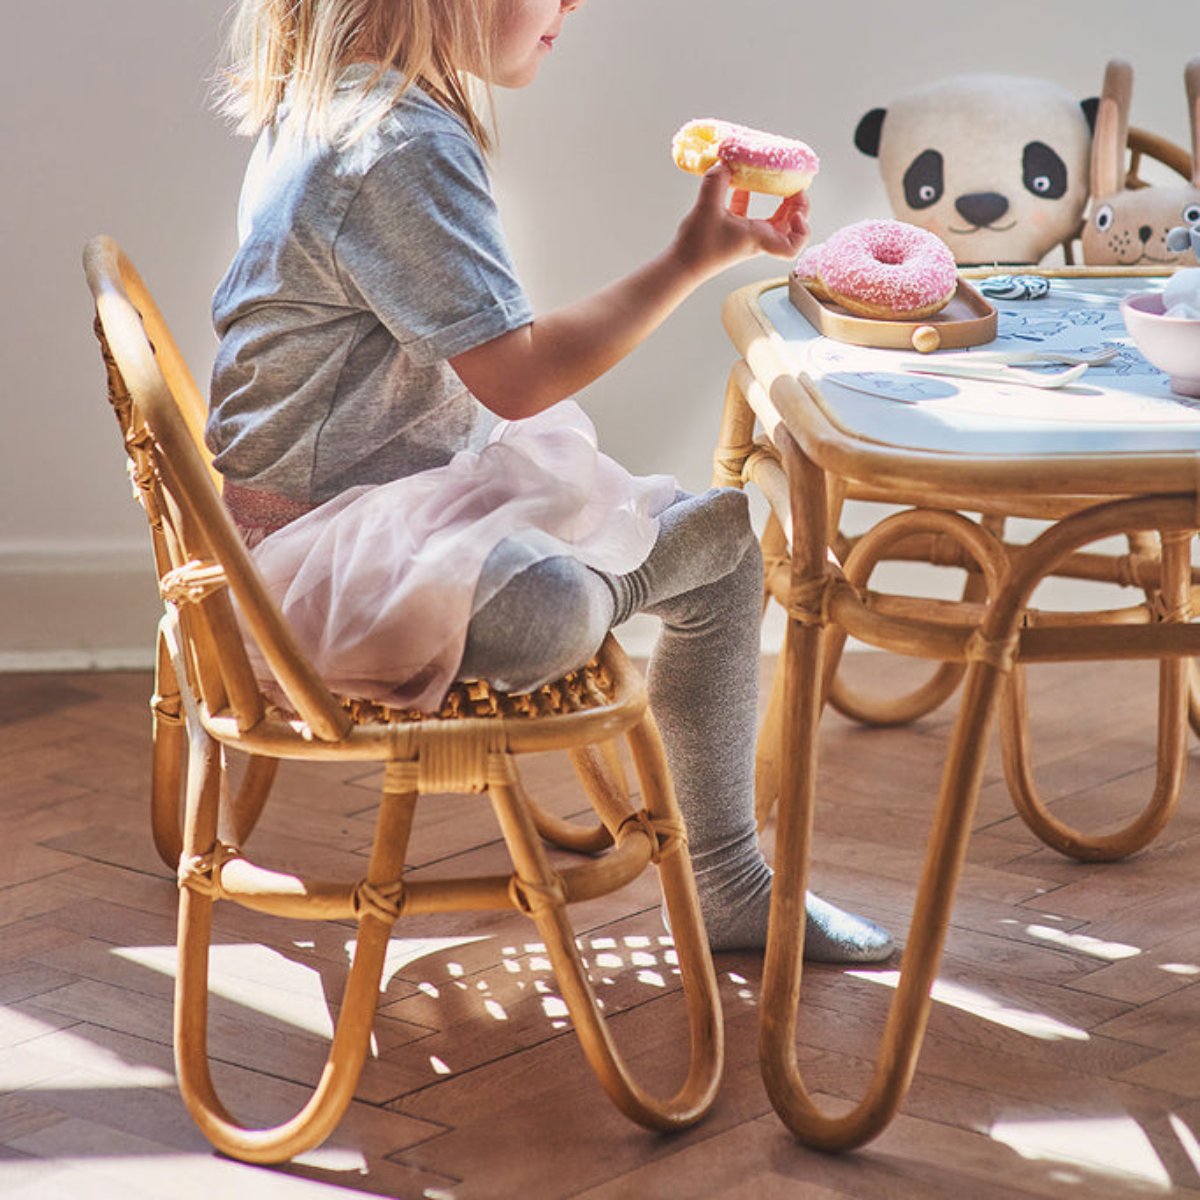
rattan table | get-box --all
[714,268,1200,1150]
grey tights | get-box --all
[458,489,892,961]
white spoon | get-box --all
[900,360,1090,390]
[930,348,1118,368]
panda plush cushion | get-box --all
[856,74,1097,266]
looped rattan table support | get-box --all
[1000,501,1198,862]
[760,425,1200,1149]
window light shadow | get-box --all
[989,1114,1174,1193]
[847,968,1089,1041]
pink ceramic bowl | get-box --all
[1121,292,1200,397]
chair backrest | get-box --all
[84,235,351,741]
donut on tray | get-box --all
[809,219,958,320]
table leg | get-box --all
[759,427,1018,1150]
[759,472,1200,1149]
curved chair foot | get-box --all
[174,735,415,1165]
[491,718,723,1132]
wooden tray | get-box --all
[788,275,997,353]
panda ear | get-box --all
[1081,96,1100,133]
[854,108,886,157]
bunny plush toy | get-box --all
[1081,57,1200,267]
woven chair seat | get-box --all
[340,659,616,725]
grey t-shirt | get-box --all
[207,69,533,504]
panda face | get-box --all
[860,75,1094,265]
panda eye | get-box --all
[1023,141,1068,200]
[902,149,944,210]
[1095,204,1114,233]
[1183,203,1200,225]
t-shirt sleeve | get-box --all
[333,130,533,365]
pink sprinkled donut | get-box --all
[819,219,957,320]
[672,118,819,196]
[792,242,831,301]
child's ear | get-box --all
[1081,96,1100,133]
[854,108,886,157]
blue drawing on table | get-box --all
[822,369,958,403]
[804,291,1186,413]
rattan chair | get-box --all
[84,234,722,1164]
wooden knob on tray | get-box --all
[912,325,941,353]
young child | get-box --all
[208,0,893,961]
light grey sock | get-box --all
[605,490,893,962]
[459,494,894,962]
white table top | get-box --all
[757,277,1200,457]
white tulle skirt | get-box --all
[241,401,676,711]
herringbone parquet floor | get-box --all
[2,653,1199,1198]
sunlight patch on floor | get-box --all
[989,1115,1172,1191]
[1169,1113,1200,1175]
[1024,924,1141,961]
[1160,962,1200,977]
[0,1022,177,1092]
[113,935,489,1040]
[849,970,1089,1041]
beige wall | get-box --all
[3,0,1194,666]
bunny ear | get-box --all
[1186,58,1200,187]
[1092,58,1133,196]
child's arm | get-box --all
[449,165,809,420]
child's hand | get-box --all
[671,163,810,284]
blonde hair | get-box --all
[218,0,500,148]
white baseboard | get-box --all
[0,522,1149,675]
[0,540,160,673]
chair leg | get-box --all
[224,753,280,848]
[1189,659,1200,738]
[488,734,723,1132]
[153,617,277,868]
[149,622,185,869]
[173,730,418,1164]
[523,744,619,855]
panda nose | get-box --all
[1138,225,1152,244]
[955,192,1010,228]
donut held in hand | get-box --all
[672,118,820,197]
[816,219,957,320]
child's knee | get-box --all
[461,556,612,692]
[663,486,755,559]
[705,488,761,583]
